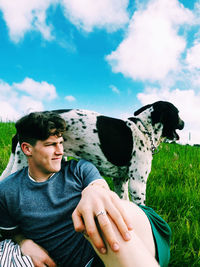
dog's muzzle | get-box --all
[177,119,184,130]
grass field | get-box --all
[0,122,199,266]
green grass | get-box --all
[0,122,16,172]
[146,143,200,267]
[0,122,199,266]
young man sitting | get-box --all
[0,111,171,267]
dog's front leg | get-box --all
[128,177,146,205]
[120,180,129,200]
[113,177,129,200]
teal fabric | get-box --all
[140,205,171,267]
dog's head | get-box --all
[134,101,184,140]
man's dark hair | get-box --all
[16,111,66,146]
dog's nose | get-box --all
[178,119,184,130]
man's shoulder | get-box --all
[62,158,91,166]
[63,158,96,170]
[0,168,27,188]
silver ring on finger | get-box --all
[96,210,107,217]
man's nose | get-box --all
[55,144,64,155]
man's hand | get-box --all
[20,239,57,267]
[72,180,133,255]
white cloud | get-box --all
[18,96,44,114]
[0,101,20,121]
[61,0,129,32]
[0,0,56,42]
[0,0,129,42]
[186,41,200,69]
[0,78,57,121]
[65,95,76,102]
[106,0,193,82]
[13,77,57,100]
[110,85,120,94]
[137,87,200,144]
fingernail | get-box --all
[100,247,107,254]
[112,242,119,251]
[124,232,131,240]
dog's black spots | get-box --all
[93,143,96,146]
[140,140,144,147]
[141,193,144,195]
[17,151,20,155]
[75,137,80,140]
[82,126,87,129]
[93,129,98,133]
[95,155,101,161]
[75,151,82,156]
[133,191,137,194]
[77,113,86,116]
[139,146,142,151]
[134,168,137,172]
[134,197,141,201]
[96,116,133,167]
[145,171,148,174]
[18,160,21,164]
[79,145,85,149]
[132,151,136,156]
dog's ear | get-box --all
[151,101,180,139]
[151,101,178,125]
[134,104,152,116]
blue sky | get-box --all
[0,0,200,144]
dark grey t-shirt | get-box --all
[0,159,103,266]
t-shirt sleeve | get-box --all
[0,183,18,231]
[75,159,103,188]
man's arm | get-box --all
[72,179,133,255]
[0,229,57,267]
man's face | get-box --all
[28,134,64,179]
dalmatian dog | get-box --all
[0,101,184,205]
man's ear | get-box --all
[21,142,33,156]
